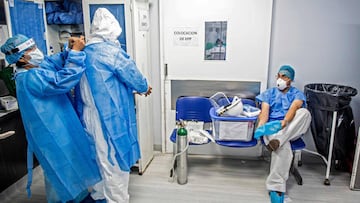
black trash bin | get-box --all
[305,83,357,172]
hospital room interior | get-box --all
[1,0,360,202]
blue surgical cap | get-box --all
[278,65,295,81]
[0,34,32,64]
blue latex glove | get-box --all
[254,120,282,140]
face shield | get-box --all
[217,96,244,117]
[0,34,35,64]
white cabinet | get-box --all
[4,0,154,174]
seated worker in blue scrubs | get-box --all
[1,34,101,203]
[255,65,312,203]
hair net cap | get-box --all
[278,65,295,81]
[89,8,122,42]
[1,34,31,64]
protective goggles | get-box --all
[5,38,35,55]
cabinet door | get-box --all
[0,110,27,192]
[7,0,47,55]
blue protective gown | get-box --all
[75,41,148,172]
[15,50,101,202]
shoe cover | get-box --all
[269,191,284,203]
[79,193,106,203]
[254,120,282,139]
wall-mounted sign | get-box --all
[139,9,149,31]
[173,27,199,46]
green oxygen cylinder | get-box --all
[177,121,188,185]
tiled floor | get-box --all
[1,152,360,203]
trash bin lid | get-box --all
[304,83,357,111]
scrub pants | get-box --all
[263,108,311,193]
[81,76,130,203]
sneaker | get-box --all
[269,191,284,203]
[267,139,280,152]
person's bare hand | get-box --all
[133,86,152,96]
[281,119,288,129]
[144,86,152,97]
[69,36,85,51]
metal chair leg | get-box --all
[291,151,303,185]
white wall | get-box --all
[161,0,272,87]
[150,0,360,149]
[269,0,360,149]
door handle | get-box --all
[0,130,15,140]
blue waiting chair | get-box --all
[290,138,306,185]
[169,96,213,145]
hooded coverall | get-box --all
[74,8,149,203]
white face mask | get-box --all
[276,78,288,90]
[28,48,44,67]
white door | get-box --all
[131,0,154,174]
[160,0,273,154]
[82,0,154,174]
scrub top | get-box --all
[256,86,306,121]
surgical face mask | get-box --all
[27,48,44,67]
[276,78,288,90]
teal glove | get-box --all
[254,120,282,140]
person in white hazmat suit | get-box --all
[255,65,311,203]
[74,8,152,203]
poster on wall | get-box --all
[204,21,227,60]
